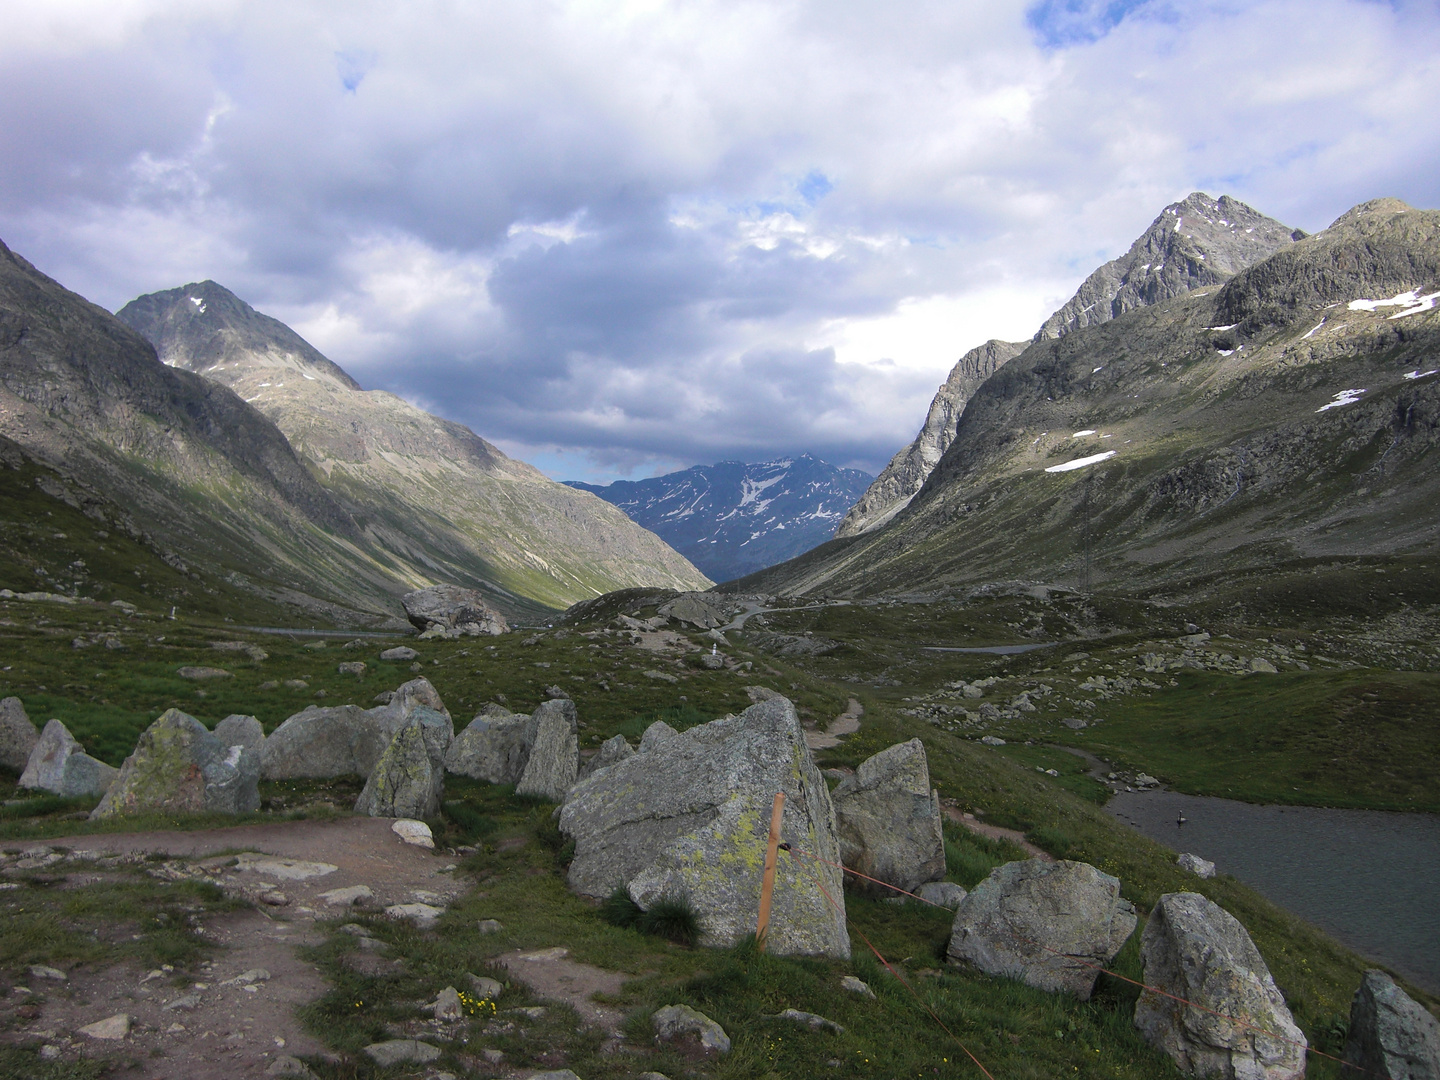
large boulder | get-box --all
[559,697,849,958]
[445,709,537,784]
[354,718,445,819]
[402,584,509,638]
[0,697,39,772]
[213,714,265,754]
[578,734,634,781]
[947,859,1136,999]
[261,678,450,780]
[91,709,259,819]
[1344,969,1440,1080]
[832,738,945,896]
[18,719,117,798]
[515,699,579,801]
[1135,892,1306,1080]
[657,592,731,629]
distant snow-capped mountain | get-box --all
[567,455,874,583]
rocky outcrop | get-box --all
[354,719,445,819]
[18,720,117,798]
[947,860,1136,999]
[1344,969,1440,1080]
[837,339,1025,537]
[832,738,945,896]
[1135,892,1306,1080]
[638,720,679,753]
[559,697,849,958]
[0,697,39,772]
[91,709,259,819]
[445,709,537,784]
[213,714,265,754]
[515,699,579,801]
[657,592,732,628]
[403,584,510,637]
[578,734,634,780]
[261,678,450,780]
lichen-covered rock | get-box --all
[515,698,578,801]
[214,715,265,754]
[354,719,444,819]
[652,1004,731,1053]
[91,709,259,819]
[261,678,450,780]
[445,710,537,783]
[560,696,849,958]
[1135,892,1305,1079]
[947,860,1136,999]
[18,719,117,797]
[832,739,945,896]
[638,720,678,753]
[0,696,39,772]
[1344,969,1440,1080]
[402,584,509,637]
[578,733,634,780]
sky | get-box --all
[2,1,1438,483]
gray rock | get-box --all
[465,973,504,1000]
[578,733,634,780]
[832,739,945,897]
[476,919,504,934]
[947,860,1136,999]
[0,697,39,772]
[213,715,265,754]
[528,1072,582,1080]
[445,711,537,784]
[560,697,849,958]
[338,661,366,676]
[1177,853,1216,879]
[643,669,679,684]
[265,1056,319,1078]
[402,584,509,637]
[380,646,418,661]
[262,677,450,780]
[354,719,445,819]
[433,985,463,1021]
[1344,969,1440,1080]
[638,720,678,753]
[1249,657,1278,674]
[19,719,118,797]
[91,709,260,819]
[772,1008,844,1033]
[653,1004,731,1054]
[1135,892,1305,1080]
[657,592,731,628]
[841,975,876,998]
[915,881,968,909]
[363,1040,441,1067]
[515,698,578,801]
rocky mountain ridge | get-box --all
[118,282,710,614]
[838,194,1301,539]
[567,454,872,582]
[723,198,1440,598]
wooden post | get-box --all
[756,792,786,952]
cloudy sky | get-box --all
[3,0,1438,482]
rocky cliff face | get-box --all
[837,194,1301,540]
[118,282,710,613]
[569,454,872,583]
[836,340,1025,537]
[722,199,1440,598]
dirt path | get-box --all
[6,818,467,1079]
[942,806,1053,862]
[805,698,863,750]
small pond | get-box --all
[1106,789,1440,993]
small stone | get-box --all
[266,1056,319,1078]
[29,964,66,981]
[841,975,876,998]
[163,993,201,1011]
[772,1008,845,1033]
[166,1023,186,1034]
[386,902,444,925]
[653,1003,731,1054]
[78,1013,130,1040]
[476,918,504,934]
[518,946,567,961]
[509,1005,548,1019]
[319,885,375,906]
[177,666,233,680]
[643,669,679,684]
[224,969,271,985]
[338,661,366,676]
[38,1044,61,1060]
[637,1074,672,1080]
[465,974,504,1000]
[339,923,374,937]
[381,647,418,661]
[1177,853,1217,879]
[979,735,1006,746]
[915,881,968,909]
[260,890,290,906]
[433,986,463,1021]
[283,679,308,690]
[392,819,435,848]
[1249,657,1278,674]
[481,1048,505,1063]
[527,1073,580,1080]
[363,1039,442,1067]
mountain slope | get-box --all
[721,198,1440,599]
[836,339,1025,537]
[837,194,1302,539]
[567,455,873,582]
[118,282,710,613]
[0,239,416,625]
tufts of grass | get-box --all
[636,896,702,947]
[599,886,642,929]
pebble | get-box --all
[363,1039,442,1067]
[319,885,375,906]
[386,902,444,925]
[29,965,66,981]
[163,994,201,1011]
[224,968,271,986]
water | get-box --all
[1107,790,1440,992]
